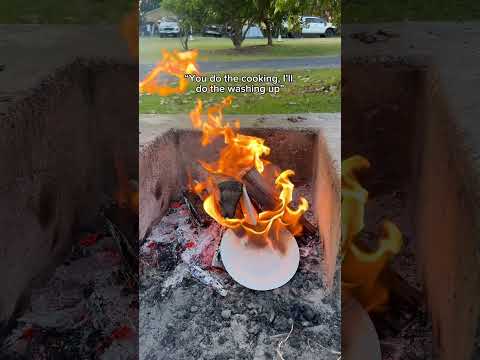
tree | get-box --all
[140,0,162,15]
[206,0,257,49]
[163,0,211,50]
[255,0,280,46]
[275,0,341,26]
[254,0,340,46]
[140,0,163,27]
[166,0,311,50]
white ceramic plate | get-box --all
[220,228,300,291]
[342,295,381,360]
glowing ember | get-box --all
[139,50,200,96]
[341,155,403,312]
[189,98,308,255]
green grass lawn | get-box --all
[140,37,341,63]
[139,68,340,114]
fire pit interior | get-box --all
[139,122,341,360]
[343,58,480,360]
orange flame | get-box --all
[139,50,200,96]
[190,96,270,178]
[203,170,308,254]
[341,155,403,312]
[190,98,308,254]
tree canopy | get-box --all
[140,0,163,15]
[159,0,339,49]
[206,0,258,49]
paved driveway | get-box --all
[139,56,340,79]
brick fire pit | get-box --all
[139,114,341,360]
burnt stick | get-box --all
[182,190,211,227]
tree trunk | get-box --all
[232,37,242,49]
[265,20,273,46]
[231,23,244,49]
[180,28,189,50]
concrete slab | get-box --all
[343,22,480,189]
[140,113,340,176]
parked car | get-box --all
[284,16,336,38]
[157,20,180,37]
[301,16,336,37]
[203,25,224,37]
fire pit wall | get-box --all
[140,125,341,285]
[0,61,138,328]
[343,59,480,360]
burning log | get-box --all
[353,230,378,252]
[382,267,422,311]
[369,266,423,337]
[370,281,423,337]
[242,168,277,209]
[242,168,318,239]
[182,190,211,227]
[240,185,258,225]
[218,180,243,218]
[352,229,422,311]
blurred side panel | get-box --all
[0,2,139,358]
[341,1,480,359]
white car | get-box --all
[301,16,336,37]
[157,20,180,37]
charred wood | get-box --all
[218,180,243,218]
[182,190,211,227]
